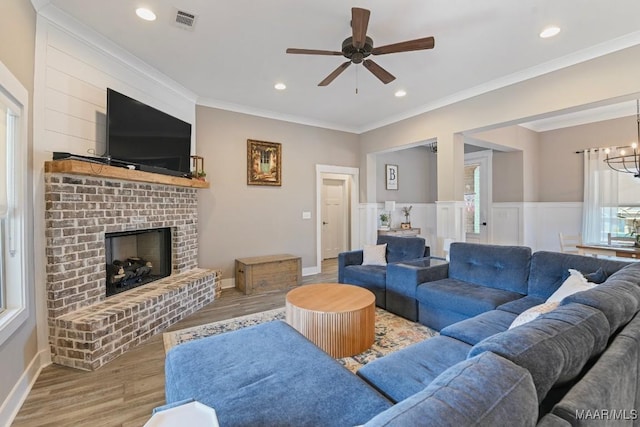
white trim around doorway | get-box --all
[315,165,360,275]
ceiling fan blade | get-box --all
[286,48,343,56]
[363,59,395,84]
[372,36,435,55]
[351,7,371,49]
[318,61,352,86]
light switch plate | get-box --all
[302,211,311,219]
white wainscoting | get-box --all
[523,202,583,252]
[358,203,437,249]
[362,201,583,254]
[491,203,524,246]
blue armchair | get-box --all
[338,235,430,308]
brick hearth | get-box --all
[44,169,219,370]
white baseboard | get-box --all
[220,277,235,289]
[302,266,320,276]
[0,349,50,426]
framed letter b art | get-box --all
[386,164,398,190]
[247,139,282,186]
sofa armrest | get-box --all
[386,260,449,321]
[338,250,363,282]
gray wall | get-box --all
[196,106,359,279]
[0,0,37,412]
[538,115,637,202]
[376,147,437,203]
[493,151,524,202]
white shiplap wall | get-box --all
[37,14,196,158]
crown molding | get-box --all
[359,30,640,134]
[196,97,359,134]
[30,0,50,12]
[34,4,198,104]
[31,3,640,135]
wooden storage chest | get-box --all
[235,254,302,294]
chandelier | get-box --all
[605,100,640,178]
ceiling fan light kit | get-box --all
[286,7,435,87]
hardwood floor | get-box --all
[12,259,338,427]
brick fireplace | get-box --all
[44,161,220,370]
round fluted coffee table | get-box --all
[285,283,375,358]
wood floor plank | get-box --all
[12,259,338,427]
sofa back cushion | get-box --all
[562,263,640,336]
[448,243,531,294]
[550,314,640,425]
[527,251,629,299]
[364,352,538,427]
[469,303,610,402]
[377,235,427,263]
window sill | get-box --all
[0,306,28,346]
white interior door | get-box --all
[321,178,348,259]
[464,150,492,244]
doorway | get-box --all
[321,178,349,259]
[464,150,492,244]
[315,165,359,275]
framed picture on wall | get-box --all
[247,139,282,186]
[386,164,398,190]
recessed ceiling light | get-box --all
[136,8,157,21]
[395,90,407,98]
[274,83,287,90]
[539,26,560,39]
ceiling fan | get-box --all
[286,7,435,86]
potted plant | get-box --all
[401,206,412,229]
[379,213,390,229]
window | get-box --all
[0,60,29,343]
[613,173,640,243]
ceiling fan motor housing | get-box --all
[342,36,373,63]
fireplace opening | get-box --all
[105,227,171,297]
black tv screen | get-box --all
[106,88,192,175]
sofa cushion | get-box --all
[550,318,640,425]
[441,309,517,346]
[363,243,388,266]
[364,352,538,427]
[469,303,610,402]
[497,295,546,315]
[165,320,392,427]
[342,265,387,289]
[416,278,524,318]
[357,336,471,403]
[448,243,531,294]
[377,235,426,263]
[562,262,640,336]
[527,251,629,299]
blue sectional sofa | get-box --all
[338,235,430,308]
[387,242,629,330]
[160,246,640,426]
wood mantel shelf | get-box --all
[44,159,210,189]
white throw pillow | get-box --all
[362,244,387,266]
[509,302,560,329]
[546,269,597,303]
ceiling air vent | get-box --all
[174,9,197,30]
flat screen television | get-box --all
[106,88,192,177]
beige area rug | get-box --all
[163,307,437,373]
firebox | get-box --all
[105,227,171,297]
